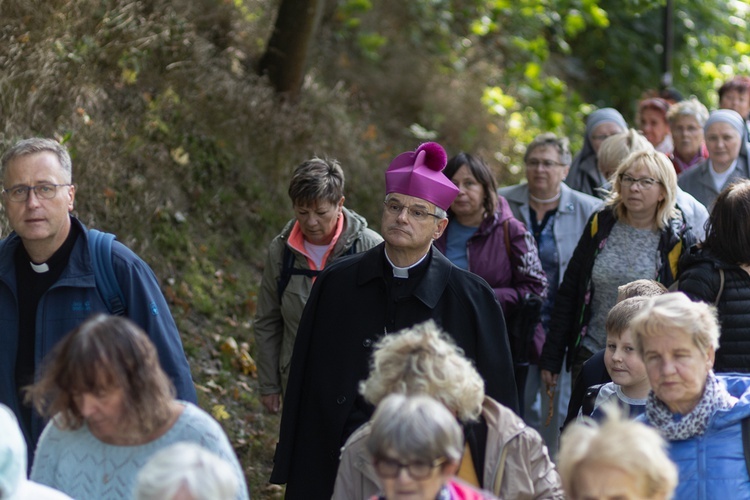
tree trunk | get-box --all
[258,0,324,98]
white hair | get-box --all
[134,442,239,500]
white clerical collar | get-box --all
[30,261,49,273]
[384,249,429,278]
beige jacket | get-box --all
[253,208,382,395]
[332,397,564,500]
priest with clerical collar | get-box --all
[271,142,518,500]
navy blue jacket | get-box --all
[0,218,196,455]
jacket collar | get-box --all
[356,244,452,309]
[0,217,94,292]
[501,182,582,215]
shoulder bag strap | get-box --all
[714,268,725,306]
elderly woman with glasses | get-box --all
[678,109,750,210]
[540,150,696,391]
[367,394,498,500]
[499,133,602,450]
[434,152,547,410]
[667,98,710,174]
[332,320,563,500]
[566,108,628,198]
[631,293,750,498]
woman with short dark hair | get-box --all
[254,157,382,413]
[27,314,249,500]
[435,152,548,407]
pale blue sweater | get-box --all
[30,402,249,500]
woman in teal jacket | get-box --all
[631,293,750,499]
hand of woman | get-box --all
[262,393,281,413]
[541,369,558,389]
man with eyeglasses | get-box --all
[0,138,196,464]
[271,142,517,499]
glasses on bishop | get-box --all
[2,183,73,202]
[619,174,661,190]
[383,201,441,221]
[373,456,446,480]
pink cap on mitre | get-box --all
[385,142,459,211]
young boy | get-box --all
[579,297,651,420]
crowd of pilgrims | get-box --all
[6,76,750,500]
[252,75,750,500]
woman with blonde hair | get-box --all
[332,320,563,500]
[540,150,696,388]
[558,406,677,499]
[631,292,750,498]
[596,128,708,241]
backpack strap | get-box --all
[742,415,750,479]
[276,241,358,302]
[88,229,126,316]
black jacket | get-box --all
[270,244,517,499]
[678,246,750,372]
[539,207,694,374]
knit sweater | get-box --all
[30,402,250,500]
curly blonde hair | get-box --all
[360,320,484,422]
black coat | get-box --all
[270,244,517,499]
[678,246,750,373]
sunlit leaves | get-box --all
[564,10,587,37]
[482,86,516,116]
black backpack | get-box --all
[276,242,357,302]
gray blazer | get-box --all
[678,156,750,211]
[499,183,603,285]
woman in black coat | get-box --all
[678,179,750,373]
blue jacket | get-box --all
[0,218,197,453]
[653,374,750,500]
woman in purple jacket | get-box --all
[435,153,547,410]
